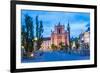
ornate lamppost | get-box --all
[33,37,38,52]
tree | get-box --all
[21,25,26,47]
[59,42,68,51]
[37,20,44,50]
[74,37,79,49]
[39,21,43,38]
[24,14,34,52]
[51,44,57,50]
[35,16,44,50]
[59,42,64,50]
[64,44,68,51]
[21,25,27,57]
[36,16,39,38]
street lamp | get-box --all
[34,37,38,41]
[33,37,38,51]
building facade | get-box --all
[51,22,69,48]
[40,22,70,51]
[79,31,90,49]
[40,37,51,51]
[83,32,90,44]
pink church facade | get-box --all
[51,23,69,48]
[40,22,70,51]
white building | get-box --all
[40,37,52,51]
[79,31,90,49]
[83,32,90,44]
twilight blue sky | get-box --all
[21,10,90,38]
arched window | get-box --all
[59,29,61,34]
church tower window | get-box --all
[58,29,61,34]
